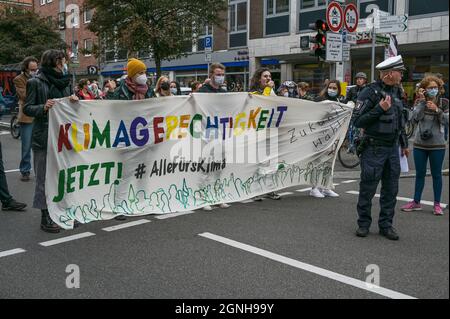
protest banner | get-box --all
[47,93,352,229]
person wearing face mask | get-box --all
[170,81,182,96]
[76,79,95,100]
[400,76,449,216]
[198,63,227,93]
[154,76,173,97]
[23,49,79,233]
[277,81,298,98]
[352,55,410,240]
[315,80,345,103]
[106,58,154,100]
[13,56,39,182]
[297,82,315,101]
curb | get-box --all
[335,169,448,180]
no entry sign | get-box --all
[327,1,344,33]
[344,3,359,33]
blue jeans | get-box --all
[413,148,446,203]
[19,122,34,175]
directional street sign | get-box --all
[326,1,344,33]
[344,3,358,33]
[376,15,408,33]
[342,43,350,61]
[375,35,390,45]
[204,35,213,52]
[326,32,343,62]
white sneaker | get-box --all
[321,189,339,197]
[219,203,230,209]
[203,205,213,211]
[310,187,325,198]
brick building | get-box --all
[33,0,99,80]
[0,0,33,10]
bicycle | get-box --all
[10,106,20,139]
[338,124,360,169]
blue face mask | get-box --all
[426,88,439,97]
[328,89,338,97]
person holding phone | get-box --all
[401,76,449,216]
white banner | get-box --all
[46,93,352,229]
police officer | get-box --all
[353,56,409,240]
[345,72,368,104]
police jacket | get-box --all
[353,80,408,148]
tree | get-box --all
[0,8,67,65]
[85,0,227,77]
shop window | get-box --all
[408,0,448,17]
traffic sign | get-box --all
[205,52,212,62]
[326,32,343,62]
[375,15,408,33]
[204,36,213,52]
[375,35,390,44]
[342,43,350,61]
[326,1,344,33]
[344,3,358,33]
[343,31,357,44]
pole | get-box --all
[370,10,376,83]
[72,26,76,89]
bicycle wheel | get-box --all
[10,115,20,139]
[338,138,360,169]
[405,121,416,139]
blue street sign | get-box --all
[204,36,213,52]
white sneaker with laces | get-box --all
[203,205,213,211]
[310,187,325,198]
[219,203,230,208]
[321,188,339,197]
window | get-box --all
[40,0,46,5]
[84,7,94,23]
[196,25,213,51]
[229,0,247,48]
[408,0,448,17]
[59,0,65,12]
[266,0,289,16]
[358,0,395,19]
[84,39,93,56]
[298,0,327,31]
[58,12,66,29]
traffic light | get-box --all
[308,19,328,60]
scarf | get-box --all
[40,67,71,98]
[125,77,148,100]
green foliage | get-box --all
[85,0,227,76]
[0,8,67,65]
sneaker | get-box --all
[253,196,264,201]
[310,188,325,198]
[20,173,31,182]
[203,205,213,211]
[433,203,444,216]
[265,192,281,200]
[321,189,339,198]
[400,201,422,212]
[379,227,399,241]
[2,199,27,211]
[219,203,230,209]
[114,215,127,221]
[356,227,369,237]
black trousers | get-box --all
[357,144,400,229]
[0,142,13,204]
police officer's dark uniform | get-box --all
[352,56,409,240]
[345,72,368,104]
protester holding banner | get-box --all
[249,68,280,201]
[106,58,154,100]
[401,75,449,216]
[23,49,78,233]
[315,80,345,103]
[154,76,173,97]
[198,63,227,93]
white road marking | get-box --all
[154,211,195,220]
[0,248,26,258]
[278,192,294,196]
[5,169,20,173]
[0,131,10,136]
[296,187,312,192]
[199,232,416,299]
[333,183,340,186]
[241,200,254,203]
[102,219,151,232]
[346,191,448,208]
[39,232,96,247]
[341,180,357,184]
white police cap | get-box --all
[376,55,406,71]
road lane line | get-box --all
[0,248,26,258]
[278,192,294,196]
[5,169,20,173]
[102,219,150,232]
[296,187,312,192]
[199,232,416,299]
[39,232,96,247]
[154,211,195,220]
[346,191,447,208]
[241,200,254,203]
[341,180,357,184]
[333,183,340,186]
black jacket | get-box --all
[23,73,72,151]
[344,85,366,104]
[198,83,226,93]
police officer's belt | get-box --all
[366,137,396,147]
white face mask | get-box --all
[283,92,289,97]
[134,74,147,85]
[170,88,178,95]
[214,75,225,86]
[29,71,38,78]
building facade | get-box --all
[0,0,33,10]
[33,0,99,80]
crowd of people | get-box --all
[0,51,448,240]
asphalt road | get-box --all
[0,129,448,299]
